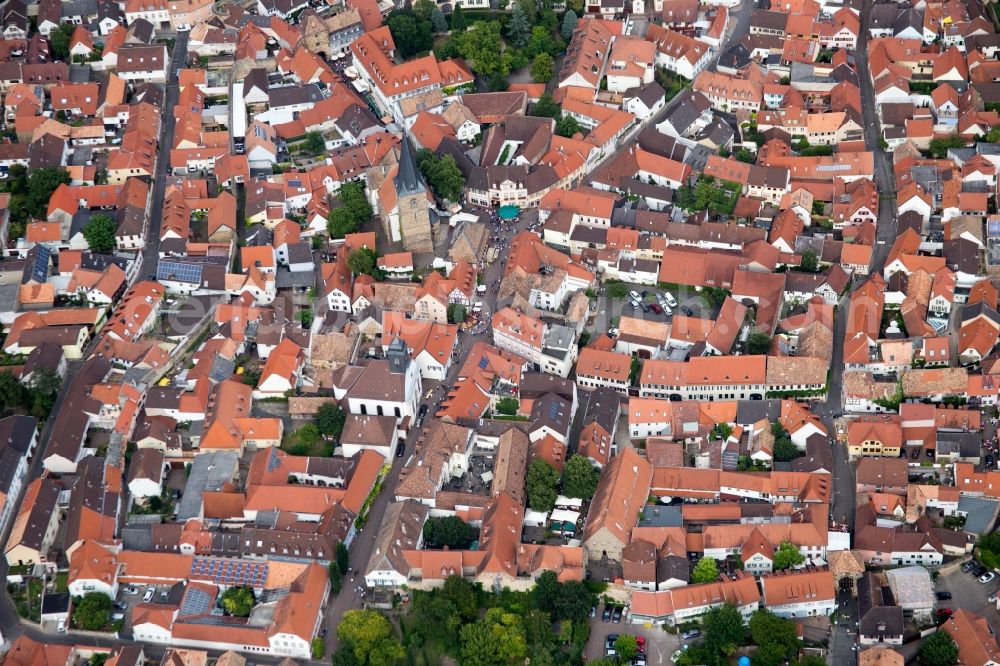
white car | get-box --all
[628,291,641,302]
[56,618,66,633]
[143,587,155,602]
[980,572,996,584]
[664,293,678,308]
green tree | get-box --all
[296,423,321,446]
[72,592,112,630]
[615,634,638,662]
[456,21,506,79]
[410,591,463,647]
[327,207,357,238]
[459,608,527,666]
[0,371,27,413]
[423,515,473,549]
[447,303,467,324]
[691,556,719,583]
[749,610,800,666]
[337,610,405,666]
[773,541,805,571]
[82,214,118,252]
[303,131,325,154]
[336,541,350,574]
[416,150,465,202]
[386,11,433,58]
[26,367,60,418]
[440,574,479,621]
[450,4,467,31]
[703,603,745,663]
[507,4,531,46]
[50,24,75,61]
[495,396,519,415]
[328,561,343,595]
[747,332,772,355]
[348,248,379,276]
[701,287,730,307]
[531,52,554,83]
[733,147,755,163]
[556,114,581,137]
[561,10,578,40]
[773,437,800,462]
[413,0,435,21]
[526,25,561,58]
[919,630,958,666]
[526,458,558,512]
[800,249,818,272]
[530,93,561,119]
[430,7,448,33]
[561,454,598,499]
[27,167,71,216]
[315,402,346,440]
[220,586,255,616]
[928,134,967,159]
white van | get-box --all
[664,292,678,308]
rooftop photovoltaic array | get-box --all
[157,260,203,285]
[190,557,268,586]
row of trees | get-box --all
[525,454,599,512]
[427,3,574,91]
[395,573,596,666]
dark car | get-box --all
[650,303,663,315]
[641,304,650,313]
[988,454,995,468]
[419,404,428,417]
[602,606,612,622]
[974,565,989,577]
[936,591,952,600]
[681,305,693,316]
[612,606,623,623]
[396,444,406,458]
[606,634,619,649]
[963,560,979,573]
[641,291,649,298]
[911,448,920,459]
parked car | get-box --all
[633,658,646,666]
[650,303,663,315]
[143,587,155,602]
[962,561,979,573]
[664,293,678,307]
[602,606,612,622]
[980,572,996,584]
[681,629,701,640]
[123,586,139,595]
[606,634,619,647]
[936,591,952,600]
[590,606,597,618]
[612,606,623,623]
[396,444,406,457]
[988,454,995,468]
[681,305,693,316]
[989,591,998,603]
[911,448,920,459]
[974,565,989,577]
[608,328,620,337]
[419,404,428,418]
[628,291,641,302]
[636,635,646,654]
[56,618,66,633]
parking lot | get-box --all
[585,602,680,664]
[938,562,1000,633]
[590,283,723,338]
[116,582,175,634]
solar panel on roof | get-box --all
[31,246,51,283]
[478,356,488,369]
[157,260,203,285]
[989,220,1000,237]
[549,402,559,419]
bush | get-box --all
[72,592,111,630]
